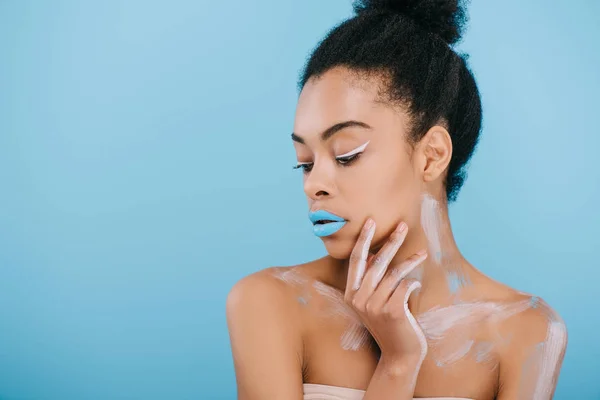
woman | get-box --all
[226,0,567,399]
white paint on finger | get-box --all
[391,253,428,286]
[403,280,428,387]
[353,222,376,290]
[369,241,403,290]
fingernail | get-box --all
[396,222,407,233]
[416,249,427,256]
[365,218,375,229]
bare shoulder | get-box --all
[497,290,568,348]
[225,266,309,399]
[472,270,566,332]
[226,266,305,324]
[485,289,568,398]
[226,258,334,330]
[466,270,568,357]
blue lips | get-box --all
[308,210,347,237]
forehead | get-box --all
[294,67,397,136]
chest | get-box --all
[302,315,499,400]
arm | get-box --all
[496,300,568,400]
[226,271,304,400]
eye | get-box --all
[335,140,369,167]
[336,153,360,166]
[292,162,313,173]
[292,153,362,173]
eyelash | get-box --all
[292,153,362,173]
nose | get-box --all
[303,160,336,200]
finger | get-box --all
[387,278,422,317]
[345,218,376,296]
[390,250,427,286]
[367,252,375,264]
[386,279,427,354]
[361,222,408,292]
[387,278,428,359]
[365,250,428,311]
[383,279,421,320]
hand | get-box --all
[344,218,429,370]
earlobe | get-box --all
[421,126,453,182]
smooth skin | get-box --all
[344,218,428,399]
[226,66,567,400]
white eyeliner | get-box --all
[294,140,370,168]
[337,140,370,158]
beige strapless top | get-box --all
[303,383,474,400]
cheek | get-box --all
[373,158,416,199]
[369,159,421,223]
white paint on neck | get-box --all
[421,193,444,264]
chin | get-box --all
[319,235,355,260]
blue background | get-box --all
[1,1,598,399]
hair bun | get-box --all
[352,0,467,45]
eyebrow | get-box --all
[291,120,372,144]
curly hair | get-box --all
[297,0,483,202]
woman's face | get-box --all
[293,66,425,259]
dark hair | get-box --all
[297,0,482,203]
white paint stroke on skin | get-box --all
[446,267,472,296]
[352,222,375,290]
[415,298,537,369]
[311,281,344,309]
[272,268,312,305]
[421,193,443,264]
[273,267,308,286]
[340,321,371,351]
[533,321,567,399]
[275,269,476,362]
[319,255,426,353]
[519,341,544,397]
[404,281,428,388]
[473,341,496,364]
[370,249,398,290]
[518,292,570,400]
[272,266,565,388]
[312,280,371,351]
[517,307,568,400]
[417,192,553,374]
[312,272,527,367]
[434,338,475,367]
[421,194,473,296]
[274,190,566,396]
[417,299,533,341]
[272,268,371,351]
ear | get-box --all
[417,125,453,183]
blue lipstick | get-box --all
[308,210,347,237]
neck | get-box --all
[331,193,475,314]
